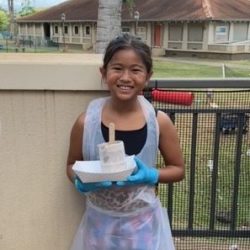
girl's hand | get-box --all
[117,157,159,186]
[74,177,112,193]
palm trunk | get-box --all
[8,0,14,36]
[95,0,123,54]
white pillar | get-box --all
[207,22,214,43]
[41,23,45,40]
[163,22,169,48]
[229,22,234,43]
[18,24,20,37]
[33,24,36,37]
[146,22,151,47]
[202,22,209,50]
[68,24,72,43]
[25,23,28,38]
[92,23,96,51]
[80,23,83,43]
[182,23,188,49]
[247,22,250,40]
[50,24,53,39]
[59,23,61,42]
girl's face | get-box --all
[100,49,152,101]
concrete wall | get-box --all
[0,54,108,250]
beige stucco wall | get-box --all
[0,54,108,250]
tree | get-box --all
[0,9,9,31]
[95,0,135,54]
[7,0,14,15]
[19,0,36,17]
[95,0,122,53]
[7,0,14,35]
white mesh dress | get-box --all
[70,96,175,250]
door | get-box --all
[43,23,51,40]
[154,24,162,47]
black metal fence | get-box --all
[0,35,60,53]
[144,79,250,250]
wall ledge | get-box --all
[0,53,106,91]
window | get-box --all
[137,26,146,39]
[74,25,79,35]
[215,25,229,43]
[169,23,183,41]
[233,23,247,42]
[54,26,58,34]
[64,26,68,34]
[122,27,130,34]
[83,25,91,36]
[188,23,203,41]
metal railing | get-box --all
[144,79,250,249]
[0,35,60,53]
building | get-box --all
[17,0,250,59]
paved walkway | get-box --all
[0,52,249,70]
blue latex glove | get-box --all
[117,157,159,186]
[74,176,112,193]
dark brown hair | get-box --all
[103,34,152,73]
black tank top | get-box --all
[101,122,147,155]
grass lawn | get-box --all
[153,58,250,78]
[153,59,222,78]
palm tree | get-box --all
[95,0,122,53]
[95,0,135,53]
[7,0,14,16]
[7,0,14,35]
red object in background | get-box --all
[152,89,194,106]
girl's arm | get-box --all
[66,113,85,183]
[157,110,185,183]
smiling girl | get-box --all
[67,34,185,250]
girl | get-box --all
[67,34,185,250]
